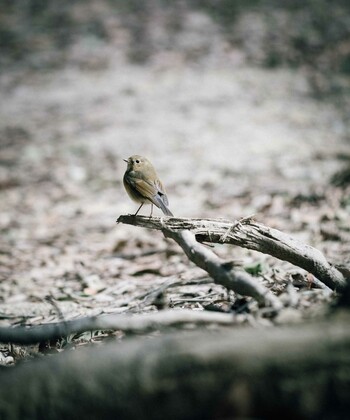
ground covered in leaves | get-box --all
[0,7,349,365]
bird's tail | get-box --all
[154,195,173,216]
[159,201,173,216]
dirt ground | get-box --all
[0,9,349,364]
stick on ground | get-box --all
[0,310,236,345]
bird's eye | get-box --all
[136,160,140,164]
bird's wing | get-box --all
[125,175,159,205]
[133,178,158,201]
[125,173,170,209]
[154,179,169,206]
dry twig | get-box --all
[0,310,235,345]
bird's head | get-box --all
[124,155,150,171]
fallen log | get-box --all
[0,314,349,419]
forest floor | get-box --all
[0,9,349,364]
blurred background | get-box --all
[0,0,349,322]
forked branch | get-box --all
[117,215,345,292]
[118,215,284,310]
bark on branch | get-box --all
[117,215,345,291]
[0,310,235,345]
[118,215,282,309]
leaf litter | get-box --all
[0,11,349,364]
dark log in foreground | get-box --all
[0,310,235,345]
[0,315,349,420]
[118,215,345,291]
[118,215,282,309]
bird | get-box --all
[123,155,173,217]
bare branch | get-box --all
[167,229,282,308]
[117,215,345,291]
[0,310,235,345]
[117,215,283,310]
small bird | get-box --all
[123,155,173,217]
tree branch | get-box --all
[117,215,283,310]
[117,215,345,291]
[0,310,235,345]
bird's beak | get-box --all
[123,159,128,163]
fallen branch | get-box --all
[117,215,345,291]
[0,310,235,345]
[134,276,213,309]
[167,229,282,308]
[118,216,283,310]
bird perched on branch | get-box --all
[123,155,173,217]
